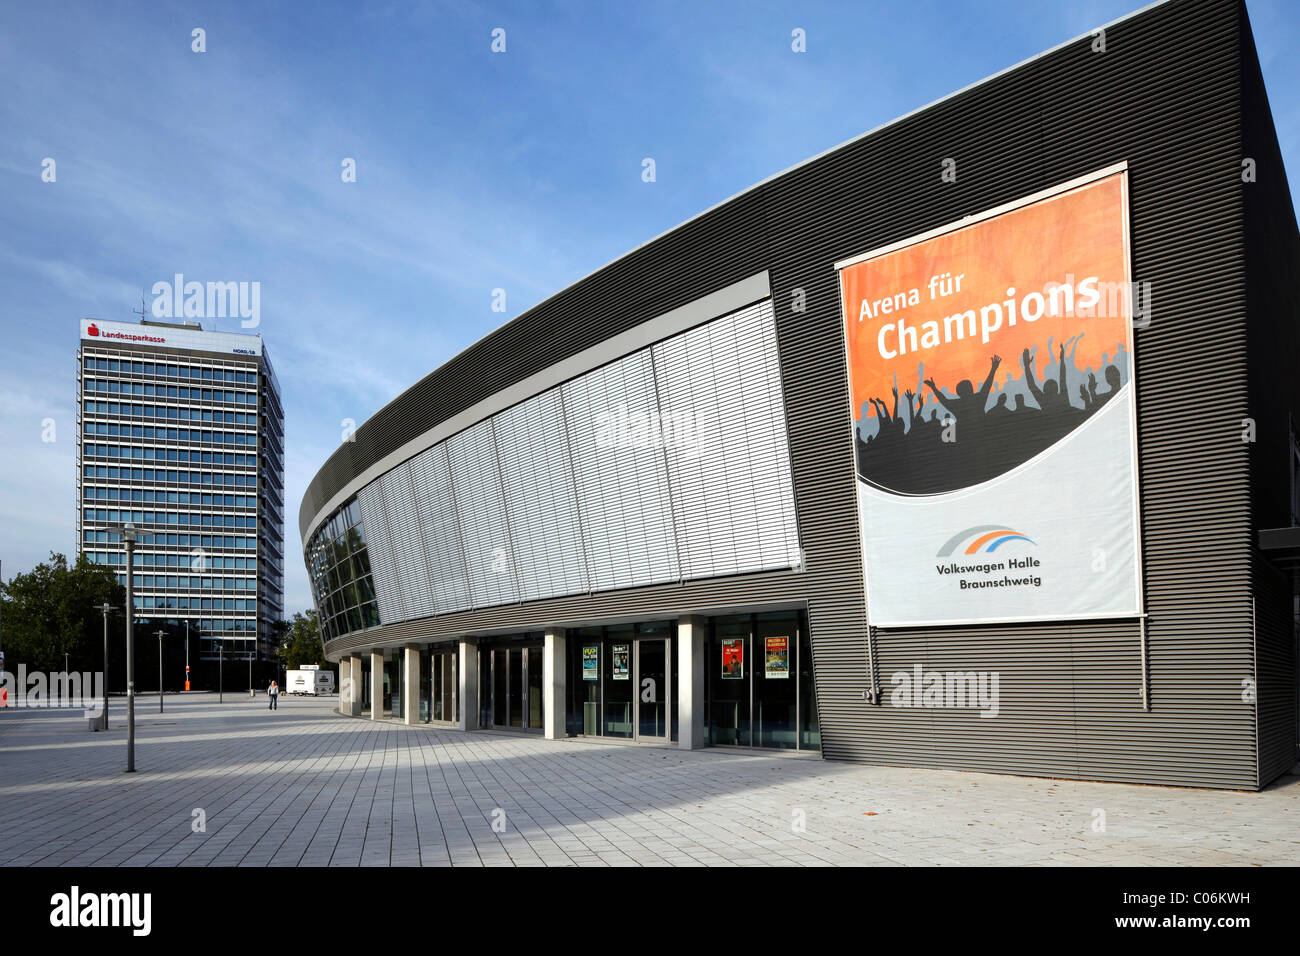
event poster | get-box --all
[611,644,630,680]
[764,637,789,679]
[583,645,599,681]
[722,638,744,679]
[838,166,1143,627]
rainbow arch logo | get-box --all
[937,525,1036,557]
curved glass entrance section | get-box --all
[304,497,379,643]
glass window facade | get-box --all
[78,338,284,662]
[561,616,816,749]
[705,610,817,751]
[342,615,818,752]
[305,498,379,643]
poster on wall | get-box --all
[764,637,789,679]
[721,638,744,679]
[583,645,599,681]
[837,164,1143,627]
[611,644,630,680]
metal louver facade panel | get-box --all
[408,444,471,615]
[354,482,400,624]
[304,0,1298,790]
[377,463,434,622]
[493,388,589,602]
[561,347,681,591]
[325,297,803,631]
[446,421,519,608]
[652,300,800,578]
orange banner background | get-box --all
[841,174,1130,424]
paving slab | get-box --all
[0,694,1296,866]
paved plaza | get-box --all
[0,694,1296,866]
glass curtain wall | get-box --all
[304,498,379,644]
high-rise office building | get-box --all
[77,317,284,664]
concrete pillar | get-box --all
[457,640,477,732]
[403,646,420,726]
[543,627,566,740]
[370,651,384,720]
[677,615,706,749]
[343,655,362,717]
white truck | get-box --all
[286,666,335,696]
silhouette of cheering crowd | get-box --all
[857,336,1129,494]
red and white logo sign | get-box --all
[82,322,165,344]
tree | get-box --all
[0,553,126,674]
[276,609,329,671]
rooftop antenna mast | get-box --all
[131,289,149,323]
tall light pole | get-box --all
[184,620,190,692]
[218,640,223,703]
[155,629,167,714]
[98,602,114,730]
[124,523,136,773]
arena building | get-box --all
[301,0,1300,789]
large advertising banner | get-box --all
[837,165,1142,627]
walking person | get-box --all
[268,679,279,710]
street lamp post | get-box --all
[155,629,166,714]
[218,640,223,703]
[124,523,136,773]
[98,602,114,730]
[184,620,190,692]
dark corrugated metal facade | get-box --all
[303,0,1299,789]
[1242,4,1300,788]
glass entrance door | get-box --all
[634,638,670,741]
[484,641,544,733]
[429,647,457,724]
[564,621,677,740]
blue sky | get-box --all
[1,0,1297,616]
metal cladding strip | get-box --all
[306,0,1291,788]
